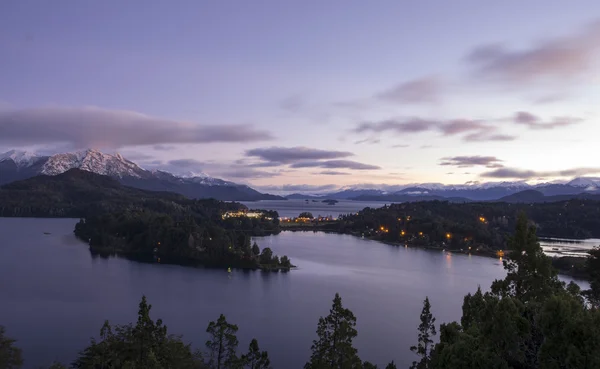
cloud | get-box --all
[354,138,381,145]
[0,106,274,148]
[420,145,436,149]
[463,132,517,142]
[466,20,600,85]
[354,117,511,142]
[376,76,442,104]
[245,146,354,164]
[440,156,504,168]
[220,168,280,179]
[513,111,582,130]
[481,167,600,179]
[153,144,176,151]
[167,158,206,168]
[290,160,380,170]
[439,119,488,135]
[318,171,351,175]
[257,184,339,193]
[391,144,410,148]
[354,118,438,134]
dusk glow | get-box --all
[1,1,599,193]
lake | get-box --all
[0,218,588,368]
[240,199,387,218]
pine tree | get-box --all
[410,297,436,369]
[205,314,239,369]
[132,295,168,367]
[491,212,561,302]
[241,338,271,369]
[0,326,23,369]
[305,293,362,369]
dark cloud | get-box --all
[245,146,353,164]
[463,132,517,142]
[354,118,438,134]
[466,20,600,84]
[481,167,600,179]
[513,111,582,130]
[0,106,274,149]
[318,171,351,175]
[354,117,511,142]
[439,119,489,135]
[354,138,381,145]
[291,160,380,170]
[376,76,442,104]
[440,156,504,168]
[167,158,205,168]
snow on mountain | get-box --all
[0,150,44,168]
[180,170,211,179]
[41,149,147,178]
[567,177,600,188]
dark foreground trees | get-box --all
[428,213,600,369]
[0,326,23,369]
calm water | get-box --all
[0,218,588,368]
[241,199,386,218]
[540,237,600,258]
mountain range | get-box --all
[0,149,282,201]
[285,178,600,202]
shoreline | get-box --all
[278,228,591,280]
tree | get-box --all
[584,246,600,308]
[259,248,273,265]
[251,242,260,257]
[0,326,23,369]
[132,295,168,367]
[205,314,239,369]
[299,212,314,219]
[280,255,291,268]
[410,297,436,369]
[491,212,561,302]
[241,339,271,369]
[384,361,397,369]
[305,293,362,369]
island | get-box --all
[322,199,338,205]
[0,169,294,271]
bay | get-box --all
[0,218,588,368]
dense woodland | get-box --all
[316,200,600,250]
[2,215,600,368]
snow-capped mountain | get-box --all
[0,149,282,201]
[41,149,147,178]
[0,150,45,168]
[567,177,600,188]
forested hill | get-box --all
[0,168,243,218]
[328,200,600,250]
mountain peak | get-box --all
[567,177,600,188]
[41,149,146,178]
[0,150,43,168]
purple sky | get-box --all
[1,1,599,192]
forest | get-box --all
[2,214,600,369]
[316,200,600,250]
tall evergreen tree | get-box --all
[205,314,239,369]
[491,212,561,302]
[0,326,23,369]
[305,293,362,369]
[241,339,271,369]
[410,297,436,369]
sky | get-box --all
[1,1,600,193]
